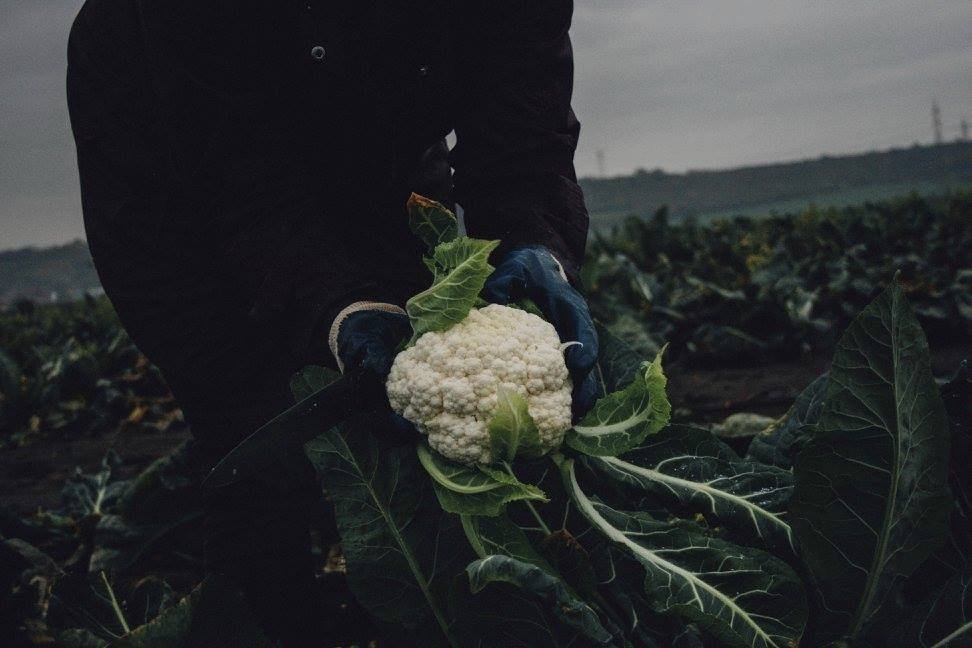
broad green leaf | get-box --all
[593,320,647,395]
[416,443,546,517]
[461,514,552,572]
[563,459,807,648]
[406,238,499,343]
[288,365,341,401]
[407,193,459,251]
[895,567,972,648]
[567,346,671,456]
[585,426,795,553]
[305,417,471,646]
[746,373,828,469]
[463,555,614,646]
[882,363,972,647]
[488,388,543,462]
[790,277,952,644]
[538,529,600,598]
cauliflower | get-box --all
[386,303,573,464]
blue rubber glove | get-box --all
[483,245,600,419]
[335,310,417,439]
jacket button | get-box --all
[310,45,326,61]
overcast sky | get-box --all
[1,1,971,249]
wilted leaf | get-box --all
[407,193,460,252]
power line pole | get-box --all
[961,118,969,142]
[596,149,605,177]
[932,100,943,144]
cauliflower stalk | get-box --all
[387,303,573,465]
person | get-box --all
[67,1,597,644]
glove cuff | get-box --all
[328,301,406,372]
[547,249,570,284]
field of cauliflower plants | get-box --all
[1,192,969,647]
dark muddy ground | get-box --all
[3,343,968,515]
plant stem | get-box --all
[100,571,130,635]
[523,499,552,536]
[503,462,551,535]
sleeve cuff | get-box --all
[328,301,407,373]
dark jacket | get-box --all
[67,0,588,459]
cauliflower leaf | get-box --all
[417,443,547,517]
[406,238,499,344]
[488,388,544,463]
[567,345,670,456]
[406,193,459,252]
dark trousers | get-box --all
[88,248,328,645]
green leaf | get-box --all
[592,320,648,396]
[488,388,543,462]
[463,555,614,646]
[288,365,341,401]
[416,443,546,517]
[895,567,972,648]
[305,417,470,646]
[406,238,500,344]
[567,346,671,456]
[538,529,600,598]
[116,577,273,648]
[461,514,553,571]
[563,459,807,648]
[746,373,828,469]
[585,426,795,553]
[407,193,459,251]
[790,277,952,644]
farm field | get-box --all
[1,192,969,646]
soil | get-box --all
[2,344,968,515]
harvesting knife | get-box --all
[203,374,381,490]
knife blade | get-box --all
[203,374,379,489]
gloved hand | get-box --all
[483,245,600,418]
[334,308,417,438]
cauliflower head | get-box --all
[386,303,573,464]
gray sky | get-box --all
[1,1,971,249]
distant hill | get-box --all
[579,141,972,229]
[0,240,100,305]
[5,142,971,303]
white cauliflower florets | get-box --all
[386,304,573,464]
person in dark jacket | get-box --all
[67,0,596,644]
